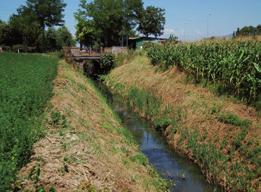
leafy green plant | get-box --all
[146,40,261,103]
[50,110,68,128]
[0,53,57,191]
[29,163,41,183]
[100,54,115,74]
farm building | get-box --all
[128,36,167,49]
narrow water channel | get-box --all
[96,82,220,192]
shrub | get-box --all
[100,54,115,74]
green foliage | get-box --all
[235,25,261,37]
[0,53,57,191]
[75,0,166,47]
[146,43,164,65]
[100,54,115,74]
[146,41,261,103]
[74,18,98,48]
[44,26,75,51]
[154,117,171,131]
[0,0,70,52]
[49,186,56,192]
[22,0,66,30]
[130,154,148,166]
[76,0,144,47]
[50,110,68,128]
[127,86,161,116]
[29,163,41,183]
[138,6,165,37]
[56,26,75,48]
[218,112,251,128]
[218,112,251,150]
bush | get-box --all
[100,54,115,74]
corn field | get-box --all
[146,41,261,103]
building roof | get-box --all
[129,36,167,41]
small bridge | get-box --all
[64,47,128,62]
[63,46,128,73]
[64,47,103,62]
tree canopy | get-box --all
[20,0,66,31]
[0,0,74,52]
[138,6,165,38]
[75,0,165,47]
[234,25,261,37]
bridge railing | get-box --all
[63,46,128,63]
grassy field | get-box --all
[0,53,58,191]
[105,54,261,191]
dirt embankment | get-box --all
[15,60,167,192]
[105,55,261,192]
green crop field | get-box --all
[146,40,261,104]
[0,53,57,191]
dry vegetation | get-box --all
[234,35,261,41]
[105,55,261,191]
[15,60,167,192]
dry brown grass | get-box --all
[234,35,261,41]
[105,55,261,191]
[15,60,166,192]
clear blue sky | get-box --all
[0,0,260,40]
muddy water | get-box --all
[97,82,220,192]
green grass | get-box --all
[218,112,251,128]
[0,53,57,191]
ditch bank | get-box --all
[96,82,220,191]
[104,55,261,192]
[15,60,167,192]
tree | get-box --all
[75,0,143,47]
[0,20,24,46]
[138,6,165,38]
[56,26,75,48]
[6,0,67,51]
[21,0,66,32]
[257,25,261,35]
[43,27,75,50]
[75,18,99,48]
[45,28,58,51]
[9,10,41,47]
[235,25,261,36]
[0,20,7,45]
